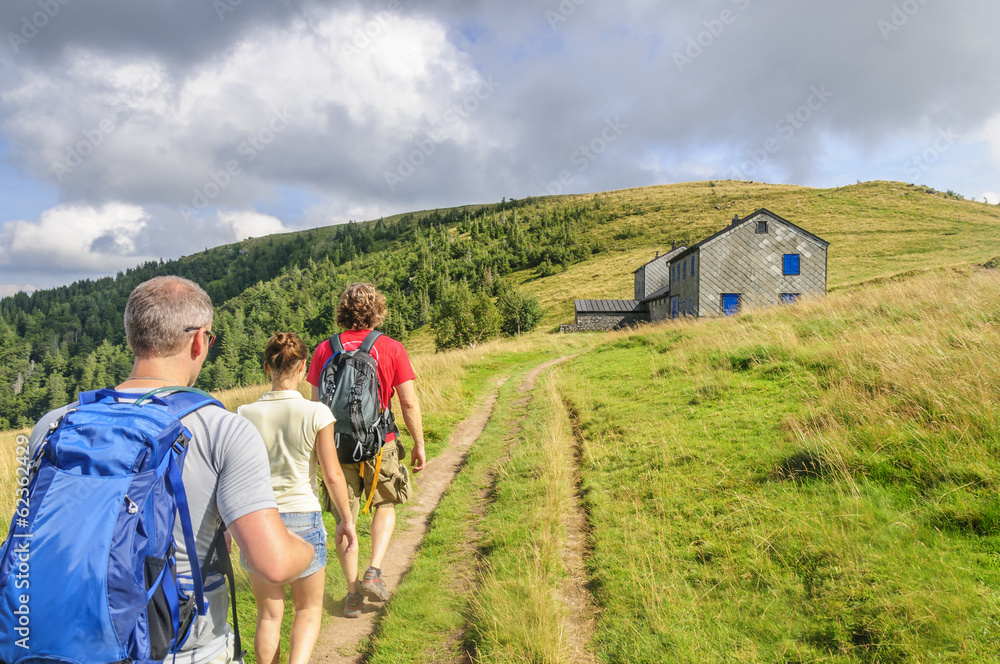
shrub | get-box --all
[431,281,501,351]
[496,286,545,336]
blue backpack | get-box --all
[0,387,240,664]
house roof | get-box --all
[575,299,647,314]
[640,284,671,303]
[669,208,829,263]
[631,245,688,273]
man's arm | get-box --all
[228,508,314,585]
[311,383,320,402]
[395,379,425,471]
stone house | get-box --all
[662,208,828,319]
[560,208,828,331]
[559,246,688,332]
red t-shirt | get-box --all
[306,330,416,443]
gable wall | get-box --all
[697,212,827,316]
[634,253,672,300]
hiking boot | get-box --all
[361,566,390,602]
[344,590,364,618]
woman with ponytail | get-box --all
[237,331,356,664]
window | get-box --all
[756,221,768,233]
[682,260,687,280]
[783,254,800,275]
[781,293,800,304]
[721,293,741,316]
[688,297,694,316]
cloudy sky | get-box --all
[1,0,997,295]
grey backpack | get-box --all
[318,331,396,465]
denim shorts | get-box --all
[239,511,327,579]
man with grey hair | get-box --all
[27,275,316,664]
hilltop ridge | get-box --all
[0,179,997,429]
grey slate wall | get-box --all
[662,253,699,320]
[697,212,827,316]
[634,253,671,300]
[648,297,671,322]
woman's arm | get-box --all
[315,423,357,552]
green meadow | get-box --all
[354,267,1000,664]
[2,180,1000,662]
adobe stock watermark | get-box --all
[11,435,32,650]
[673,0,751,74]
[50,70,163,183]
[213,0,243,22]
[730,85,833,180]
[179,108,292,221]
[384,76,501,192]
[546,0,587,30]
[541,116,628,196]
[7,0,72,55]
[342,0,404,56]
[877,0,931,41]
[902,127,957,179]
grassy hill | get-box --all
[358,266,1000,663]
[2,178,999,428]
[505,180,1000,324]
[2,180,1000,662]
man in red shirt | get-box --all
[307,282,426,618]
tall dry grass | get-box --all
[468,374,576,663]
[670,266,1000,485]
[553,266,1000,661]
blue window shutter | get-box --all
[722,294,740,315]
[783,254,800,275]
[781,293,800,304]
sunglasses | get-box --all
[184,326,217,348]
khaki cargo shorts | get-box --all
[332,437,412,523]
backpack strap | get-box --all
[164,453,207,618]
[329,334,345,355]
[358,447,384,516]
[353,332,384,513]
[202,523,245,662]
[135,386,225,417]
[137,387,233,654]
[358,330,382,355]
[77,388,119,405]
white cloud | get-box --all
[1,6,489,208]
[981,114,1000,165]
[217,210,289,241]
[0,203,156,272]
[0,284,35,297]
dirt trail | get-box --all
[313,356,576,662]
[311,381,501,663]
[559,405,599,664]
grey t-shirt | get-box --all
[28,389,277,664]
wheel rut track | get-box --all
[312,355,588,663]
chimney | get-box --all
[655,250,659,259]
[731,213,740,226]
[672,239,677,250]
